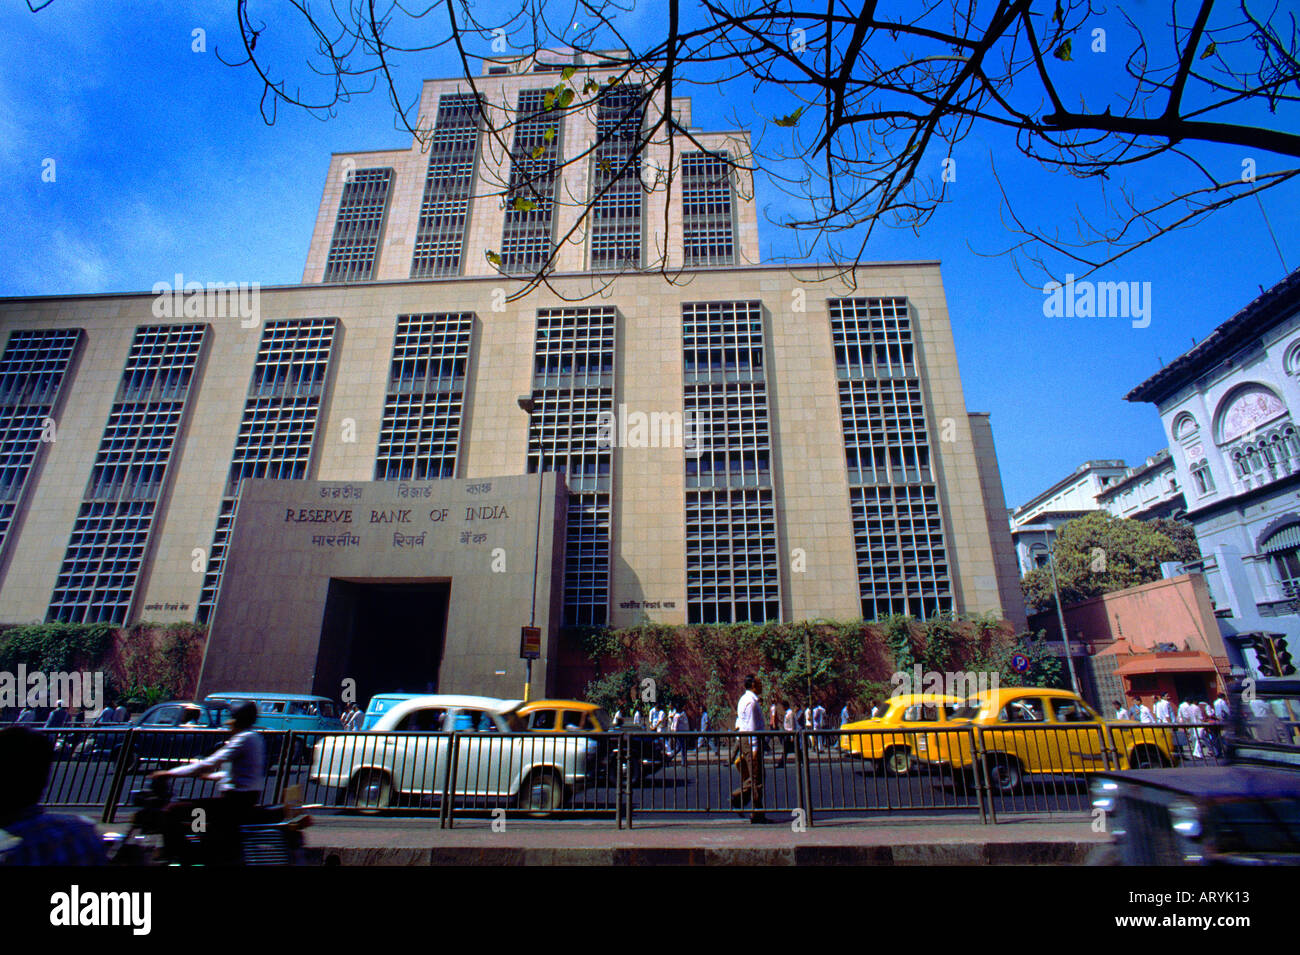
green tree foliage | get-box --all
[0,622,113,673]
[1021,513,1201,613]
[579,616,1058,719]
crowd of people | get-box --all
[1113,691,1231,759]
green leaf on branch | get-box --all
[511,197,538,211]
[559,88,574,109]
[1200,41,1216,59]
[561,66,577,80]
[773,106,805,127]
[1054,38,1073,61]
[485,250,502,266]
[543,127,555,143]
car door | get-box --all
[1047,697,1107,774]
[391,707,447,795]
[138,704,184,762]
[991,696,1047,773]
[454,709,517,798]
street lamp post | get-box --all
[518,395,543,702]
[1042,527,1082,695]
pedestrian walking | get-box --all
[840,701,851,727]
[1213,692,1230,722]
[1113,700,1129,720]
[672,705,690,758]
[1136,697,1154,723]
[697,708,718,753]
[1154,692,1174,723]
[812,700,827,751]
[781,701,797,766]
[730,675,769,823]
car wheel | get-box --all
[350,771,391,812]
[519,771,564,815]
[984,753,1023,794]
[1129,746,1169,769]
[882,746,912,777]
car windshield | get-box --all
[901,703,946,722]
[1241,695,1300,748]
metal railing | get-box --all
[24,722,1235,828]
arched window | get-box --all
[1215,383,1288,444]
[1261,522,1300,595]
[1172,412,1199,440]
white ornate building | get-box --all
[1127,268,1300,655]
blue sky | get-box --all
[2,1,1297,508]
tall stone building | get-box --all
[0,51,1021,700]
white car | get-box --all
[310,694,598,811]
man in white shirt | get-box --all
[1135,698,1155,723]
[152,702,266,863]
[812,701,827,751]
[1154,693,1175,723]
[1113,700,1129,720]
[671,706,690,759]
[731,675,770,823]
[1213,693,1230,722]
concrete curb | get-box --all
[303,839,1097,866]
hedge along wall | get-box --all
[579,615,1064,728]
[0,621,207,712]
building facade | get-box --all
[1094,450,1185,522]
[0,51,1021,699]
[1126,267,1300,671]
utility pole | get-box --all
[1045,528,1082,695]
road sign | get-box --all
[519,625,541,660]
[1011,653,1030,673]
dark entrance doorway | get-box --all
[314,579,450,704]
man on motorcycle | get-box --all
[150,701,265,864]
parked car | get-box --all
[126,700,234,768]
[203,692,344,764]
[360,693,423,731]
[916,687,1177,793]
[517,700,610,732]
[1089,678,1300,865]
[838,693,963,776]
[310,694,599,812]
[517,699,667,784]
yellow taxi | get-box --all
[838,693,963,776]
[516,700,610,733]
[915,687,1178,793]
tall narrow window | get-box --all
[681,152,735,266]
[831,298,953,620]
[501,91,562,273]
[526,307,616,626]
[324,168,393,282]
[0,329,83,561]
[683,301,780,624]
[411,95,481,278]
[48,324,208,623]
[589,85,645,270]
[197,319,337,623]
[375,313,473,481]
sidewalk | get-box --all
[292,815,1109,866]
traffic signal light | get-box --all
[1270,636,1296,677]
[1240,633,1279,677]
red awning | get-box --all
[1113,652,1217,676]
